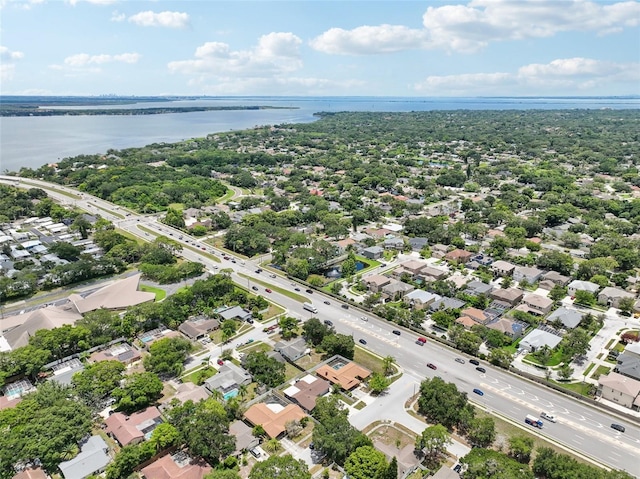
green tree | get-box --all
[467,417,496,448]
[382,355,395,376]
[383,457,398,479]
[221,319,238,342]
[113,372,163,413]
[279,316,299,339]
[574,290,596,307]
[344,446,389,479]
[244,351,285,387]
[618,296,635,315]
[205,470,242,479]
[508,435,534,464]
[415,424,451,463]
[489,348,514,369]
[302,317,331,345]
[548,285,568,302]
[143,336,193,377]
[368,372,391,395]
[167,398,235,464]
[71,360,125,409]
[248,454,311,479]
[417,376,475,430]
[462,448,534,479]
[558,363,574,380]
[320,333,355,359]
[149,422,180,452]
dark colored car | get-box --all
[324,300,330,305]
[252,286,259,291]
[341,304,349,309]
[324,320,333,327]
[469,359,480,366]
[359,338,367,345]
[295,287,301,291]
[306,289,313,294]
[427,363,437,370]
[473,388,484,396]
[476,367,486,373]
[265,288,272,293]
[611,423,626,433]
[392,330,401,336]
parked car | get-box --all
[392,330,401,335]
[473,388,484,396]
[469,359,480,366]
[455,358,465,364]
[427,363,437,370]
[217,358,224,366]
[476,367,486,373]
[611,423,626,433]
[359,338,367,345]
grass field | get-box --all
[139,284,166,301]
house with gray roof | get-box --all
[218,306,252,322]
[429,297,466,312]
[408,237,429,251]
[567,280,600,296]
[404,290,441,310]
[547,307,583,329]
[381,279,415,300]
[205,362,252,400]
[519,328,563,352]
[542,271,571,287]
[274,337,309,362]
[178,315,220,339]
[513,266,544,284]
[615,353,640,382]
[464,280,493,296]
[362,246,384,260]
[58,435,110,479]
[598,287,636,309]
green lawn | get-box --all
[353,347,388,375]
[238,273,309,302]
[355,255,382,274]
[115,228,146,245]
[182,366,217,385]
[90,202,124,218]
[21,181,81,199]
[139,284,167,301]
[262,303,285,320]
[550,379,594,396]
[583,363,596,377]
[524,350,563,367]
[592,365,611,380]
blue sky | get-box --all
[1,0,639,97]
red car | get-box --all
[265,288,272,293]
[216,358,224,366]
[427,363,437,370]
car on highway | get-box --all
[359,339,367,345]
[231,259,236,263]
[294,287,301,291]
[341,304,349,309]
[324,300,330,305]
[416,337,427,345]
[473,388,484,396]
[475,367,486,373]
[392,330,401,335]
[265,288,272,293]
[611,423,625,433]
[540,412,557,423]
[252,286,259,291]
[455,358,465,364]
[306,289,313,294]
[270,273,276,278]
[255,268,262,273]
[469,359,480,366]
[324,320,333,327]
[427,363,437,370]
[360,316,368,322]
[202,247,208,251]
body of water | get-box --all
[1,96,638,173]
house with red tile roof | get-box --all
[105,406,163,446]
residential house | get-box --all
[315,359,371,390]
[58,435,111,479]
[398,260,429,276]
[490,288,524,306]
[47,358,84,386]
[383,236,405,250]
[204,362,252,400]
[431,244,449,259]
[334,238,356,253]
[362,246,384,260]
[178,315,220,340]
[615,342,640,382]
[403,290,441,310]
[520,294,554,316]
[105,406,163,447]
[364,274,391,293]
[243,402,307,438]
[218,306,253,322]
[519,328,563,352]
[88,343,141,365]
[464,280,493,297]
[491,260,516,277]
[140,452,212,479]
[274,337,309,362]
[418,266,447,282]
[541,271,571,287]
[455,316,476,330]
[12,467,48,479]
[161,382,208,408]
[598,372,640,410]
[138,328,183,349]
[485,317,525,339]
[429,297,466,312]
[546,307,583,329]
[408,237,429,252]
[229,420,260,455]
[460,307,489,325]
[513,266,544,284]
[444,249,473,264]
[283,374,331,412]
[381,279,415,300]
[567,280,600,296]
[598,287,636,308]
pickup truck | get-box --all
[525,414,543,428]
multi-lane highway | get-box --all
[2,175,639,476]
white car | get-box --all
[360,316,368,322]
[540,412,557,423]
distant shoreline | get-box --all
[0,105,297,117]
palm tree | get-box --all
[263,438,282,454]
[238,384,248,400]
[382,355,395,376]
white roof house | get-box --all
[519,328,563,352]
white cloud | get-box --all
[414,58,640,94]
[1,0,45,10]
[128,10,189,28]
[168,32,303,77]
[0,45,24,60]
[68,0,117,5]
[189,75,364,96]
[110,10,125,22]
[63,52,140,66]
[0,63,16,81]
[311,0,640,55]
[310,24,428,55]
[422,0,640,52]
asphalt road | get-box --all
[2,175,639,476]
